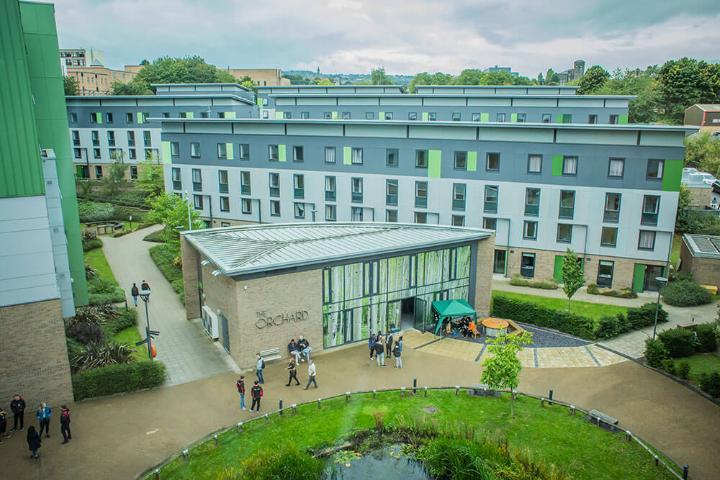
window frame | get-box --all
[386,148,399,168]
[293,145,304,162]
[454,151,468,170]
[562,156,578,176]
[486,152,500,171]
[646,159,664,180]
[638,230,656,251]
[415,150,428,169]
[527,154,542,174]
[608,157,625,178]
[600,226,618,247]
[324,146,336,164]
[523,220,538,240]
[557,223,573,243]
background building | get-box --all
[484,65,519,77]
[223,68,291,87]
[679,234,720,288]
[684,104,720,134]
[66,65,138,95]
[557,60,586,85]
[59,46,104,71]
[682,167,720,209]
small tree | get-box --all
[147,193,203,244]
[137,156,164,199]
[481,331,533,417]
[561,249,585,311]
[64,75,79,95]
[102,158,126,196]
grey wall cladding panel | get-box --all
[409,125,476,140]
[287,123,344,137]
[345,124,407,138]
[556,129,637,145]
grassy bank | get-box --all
[492,290,628,320]
[85,247,125,305]
[149,243,184,303]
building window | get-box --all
[130,166,138,179]
[408,112,418,121]
[597,260,614,287]
[125,112,133,123]
[562,156,578,175]
[428,112,437,121]
[601,227,618,247]
[517,113,527,123]
[557,224,573,243]
[129,148,136,160]
[171,142,180,157]
[638,230,656,251]
[524,188,540,216]
[91,130,99,146]
[201,112,209,119]
[471,113,481,122]
[323,112,332,120]
[105,112,113,124]
[239,144,249,160]
[642,195,660,226]
[283,112,292,119]
[454,151,467,170]
[452,112,461,121]
[219,196,230,212]
[384,112,394,120]
[386,148,399,167]
[360,111,373,120]
[415,181,428,208]
[94,165,103,178]
[325,176,336,201]
[190,142,200,158]
[520,253,536,278]
[561,114,572,123]
[71,130,80,146]
[386,179,398,206]
[268,145,279,161]
[93,148,101,159]
[604,193,621,223]
[300,112,310,119]
[351,207,364,221]
[452,183,466,211]
[609,114,619,125]
[293,174,304,199]
[541,113,551,123]
[218,170,229,194]
[216,143,227,159]
[351,147,363,165]
[107,131,116,146]
[351,177,363,203]
[294,202,305,219]
[240,171,251,195]
[162,112,170,118]
[483,217,497,230]
[386,209,398,222]
[293,145,304,162]
[452,215,465,226]
[325,147,336,164]
[90,113,97,124]
[608,158,624,178]
[127,131,135,147]
[69,112,77,123]
[647,159,664,179]
[262,111,269,119]
[269,172,280,197]
[414,212,427,224]
[192,168,202,191]
[143,130,151,147]
[325,204,336,221]
[588,114,598,124]
[527,154,542,173]
[496,113,506,122]
[172,167,181,190]
[415,150,428,168]
[342,112,351,120]
[559,190,575,219]
[193,195,203,210]
[270,200,280,216]
[484,185,498,213]
[73,148,82,159]
[241,198,252,214]
[523,221,538,240]
[486,152,500,171]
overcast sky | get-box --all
[49,0,720,77]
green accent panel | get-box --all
[186,112,194,119]
[555,114,564,123]
[428,150,442,178]
[95,112,102,124]
[226,143,234,160]
[161,141,171,164]
[510,113,518,123]
[619,114,629,125]
[379,112,385,120]
[662,159,683,192]
[467,151,477,172]
[137,111,143,124]
[256,97,263,106]
[275,111,284,120]
[225,112,236,120]
[551,155,563,176]
[0,0,44,198]
[632,264,646,293]
[278,144,286,162]
[343,146,352,165]
[332,111,338,120]
[480,112,489,122]
[20,1,88,305]
[421,112,429,121]
[553,256,564,283]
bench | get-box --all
[588,409,619,432]
[700,284,718,296]
[259,347,281,363]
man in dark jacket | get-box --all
[10,394,26,431]
[26,426,41,459]
[386,333,394,357]
[374,338,385,366]
[286,359,300,386]
[60,405,71,444]
[236,376,246,410]
[0,407,7,443]
[131,283,139,307]
[250,381,263,411]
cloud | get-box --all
[46,0,720,76]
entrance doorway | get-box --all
[493,250,506,274]
[644,265,665,292]
[401,298,415,330]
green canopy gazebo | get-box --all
[431,299,477,335]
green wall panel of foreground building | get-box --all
[19,1,88,305]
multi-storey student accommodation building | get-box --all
[161,118,692,293]
[266,93,632,124]
[256,84,403,111]
[65,84,257,179]
[414,85,579,95]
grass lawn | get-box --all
[113,326,146,361]
[149,243,184,302]
[493,291,629,321]
[84,247,119,286]
[152,391,676,480]
[682,353,720,384]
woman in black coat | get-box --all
[27,425,41,459]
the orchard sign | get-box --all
[255,310,309,329]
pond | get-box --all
[324,443,429,480]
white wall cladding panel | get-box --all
[339,96,383,106]
[512,98,558,107]
[466,98,512,107]
[345,124,407,138]
[409,125,476,140]
[556,129,637,145]
[275,98,297,106]
[639,131,686,147]
[187,123,233,135]
[559,98,604,108]
[423,97,466,107]
[286,124,344,137]
[378,97,422,106]
[232,123,286,135]
[478,127,552,143]
[297,97,337,106]
[605,99,630,108]
[174,98,214,107]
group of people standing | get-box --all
[369,332,404,368]
[0,394,72,460]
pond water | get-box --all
[324,444,429,480]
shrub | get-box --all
[693,324,718,353]
[491,294,596,339]
[67,321,105,344]
[658,328,696,358]
[88,289,125,306]
[587,284,600,295]
[72,361,166,400]
[699,372,720,398]
[103,308,138,336]
[150,243,184,303]
[626,303,668,329]
[143,229,166,243]
[600,288,638,299]
[220,446,325,480]
[417,437,495,480]
[596,315,626,339]
[644,338,668,368]
[661,359,676,375]
[509,275,558,290]
[661,279,712,307]
[677,361,691,380]
[70,341,133,372]
[82,237,103,252]
[77,199,148,223]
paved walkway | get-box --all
[102,226,235,385]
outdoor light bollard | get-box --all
[413,377,417,395]
[570,405,576,416]
[424,386,428,397]
[548,389,554,403]
[279,399,283,415]
[264,414,269,421]
[291,404,297,415]
[401,387,406,397]
[317,398,322,409]
[626,431,632,442]
[540,398,546,407]
[213,434,218,445]
[345,391,351,402]
[654,455,659,467]
[182,449,189,462]
[372,389,377,399]
[455,386,460,396]
[154,468,160,479]
[236,422,243,431]
[682,465,689,480]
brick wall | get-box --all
[473,236,494,316]
[0,299,73,408]
[180,236,200,320]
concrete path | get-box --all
[2,343,719,480]
[101,226,234,385]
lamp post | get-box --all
[651,277,668,340]
[139,289,154,360]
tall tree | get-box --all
[111,81,151,95]
[658,58,720,124]
[64,76,79,95]
[147,193,203,244]
[545,68,559,85]
[675,185,692,233]
[137,157,164,199]
[481,332,533,417]
[685,131,720,176]
[561,249,584,310]
[370,67,393,85]
[577,65,610,94]
[102,159,126,196]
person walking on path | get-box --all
[26,426,41,459]
[386,333,394,357]
[131,283,139,307]
[393,336,403,368]
[255,353,265,384]
[236,376,246,410]
[286,358,300,386]
[368,334,376,361]
[140,280,151,292]
[10,394,26,431]
[36,402,51,438]
[304,360,318,389]
[250,381,263,412]
[374,336,385,367]
[60,405,71,444]
[0,407,7,443]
